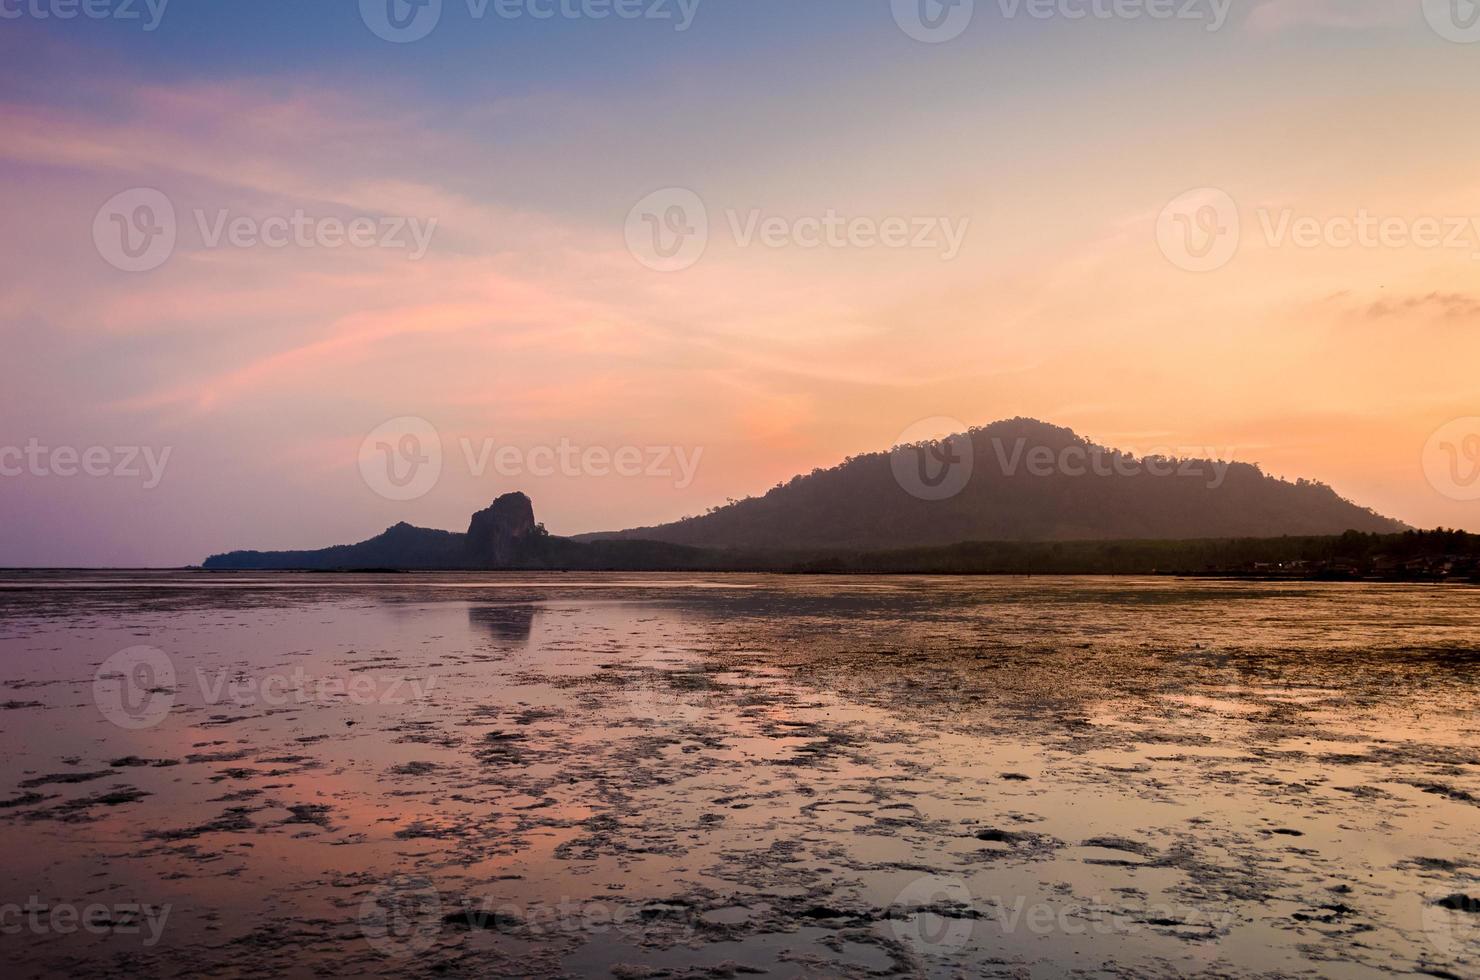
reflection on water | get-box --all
[468,604,539,645]
[0,573,1476,978]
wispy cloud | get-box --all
[1365,291,1480,320]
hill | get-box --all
[200,491,1476,580]
[578,418,1405,550]
[202,492,718,571]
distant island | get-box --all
[203,418,1478,580]
[579,418,1404,549]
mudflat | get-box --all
[0,572,1476,978]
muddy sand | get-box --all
[0,572,1476,978]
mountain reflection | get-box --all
[467,603,538,645]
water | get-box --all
[0,572,1476,978]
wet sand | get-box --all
[0,572,1476,978]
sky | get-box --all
[2,0,1479,566]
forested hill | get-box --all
[580,418,1406,551]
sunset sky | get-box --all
[2,0,1478,565]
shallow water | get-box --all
[0,572,1477,978]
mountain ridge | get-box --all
[577,417,1405,550]
[203,418,1408,570]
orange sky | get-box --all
[1,4,1478,563]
